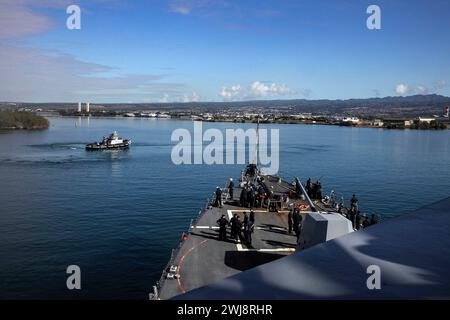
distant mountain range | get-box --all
[2,94,450,118]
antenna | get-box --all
[251,116,260,165]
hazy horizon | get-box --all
[2,93,450,106]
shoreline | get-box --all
[51,113,450,131]
[0,126,48,131]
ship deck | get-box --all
[157,177,332,300]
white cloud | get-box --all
[0,46,187,102]
[415,85,428,94]
[219,85,241,99]
[219,81,299,101]
[157,92,201,103]
[0,1,54,39]
[394,81,448,96]
[434,80,447,90]
[169,4,191,15]
[0,0,193,103]
[182,91,200,102]
[168,0,230,16]
[0,1,126,39]
[395,83,409,95]
[249,81,296,97]
[159,93,170,103]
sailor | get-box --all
[268,192,277,212]
[295,180,301,197]
[293,209,302,240]
[306,178,312,197]
[215,187,223,208]
[350,194,358,211]
[287,206,293,234]
[253,186,259,207]
[245,218,255,246]
[355,211,362,230]
[362,215,370,228]
[243,185,248,207]
[369,214,379,226]
[243,211,249,229]
[230,213,241,240]
[337,201,343,213]
[258,186,266,208]
[216,215,229,241]
[246,163,257,176]
[283,194,290,207]
[248,186,255,208]
[315,180,322,200]
[337,196,344,213]
[296,222,302,242]
[330,190,336,207]
[230,213,237,239]
[311,182,317,199]
[254,189,260,207]
[228,178,234,201]
[239,185,246,206]
[240,185,248,207]
[250,210,255,224]
[244,185,249,207]
[349,206,357,229]
[235,216,242,241]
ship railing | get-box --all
[151,197,211,299]
[190,197,212,227]
[152,225,190,300]
[152,246,177,299]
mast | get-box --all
[251,115,260,166]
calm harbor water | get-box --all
[1,116,449,299]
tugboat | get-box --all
[85,131,131,150]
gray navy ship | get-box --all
[151,162,367,300]
[151,120,450,300]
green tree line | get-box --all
[0,111,49,130]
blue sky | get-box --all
[0,0,449,102]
